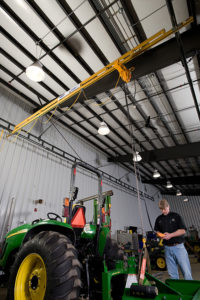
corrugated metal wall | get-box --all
[0,86,161,239]
[163,194,200,234]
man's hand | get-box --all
[164,229,186,240]
[163,232,173,240]
[156,232,165,238]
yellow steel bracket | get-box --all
[8,17,193,137]
[113,60,133,83]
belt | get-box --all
[166,243,180,247]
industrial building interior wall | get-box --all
[0,86,161,239]
[163,194,200,237]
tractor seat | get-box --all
[70,205,86,228]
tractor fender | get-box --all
[23,223,75,245]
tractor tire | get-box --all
[7,231,82,300]
[156,256,166,271]
[104,237,127,300]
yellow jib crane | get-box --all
[8,17,193,137]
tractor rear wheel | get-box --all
[7,231,82,300]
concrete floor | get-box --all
[0,255,199,299]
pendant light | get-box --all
[166,181,173,188]
[133,151,142,162]
[26,61,45,82]
[153,169,160,178]
[98,121,110,135]
[176,190,182,196]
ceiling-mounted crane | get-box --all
[8,17,193,137]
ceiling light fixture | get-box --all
[166,181,173,188]
[98,121,110,135]
[26,61,45,82]
[153,169,160,178]
[183,198,188,202]
[133,151,142,162]
[176,190,182,196]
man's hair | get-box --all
[159,199,169,209]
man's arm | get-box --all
[164,229,186,240]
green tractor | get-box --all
[1,162,200,300]
[0,162,126,300]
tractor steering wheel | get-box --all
[47,212,62,222]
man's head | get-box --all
[159,199,170,215]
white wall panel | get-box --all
[0,86,161,239]
[163,194,200,235]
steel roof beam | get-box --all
[105,91,173,178]
[187,0,200,172]
[120,0,195,176]
[88,0,127,54]
[162,189,200,196]
[110,2,183,177]
[154,72,196,176]
[109,141,200,163]
[55,0,174,178]
[144,176,200,185]
[1,49,58,98]
[122,84,180,177]
[1,2,81,83]
[26,0,94,75]
[82,4,176,178]
[166,0,200,122]
[1,28,70,91]
[83,98,154,178]
[56,0,109,65]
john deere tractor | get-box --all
[1,162,200,300]
[0,162,126,300]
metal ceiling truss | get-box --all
[88,2,173,181]
[89,0,187,178]
[120,0,196,177]
[144,175,200,185]
[122,84,181,177]
[164,190,200,196]
[88,0,127,54]
[1,27,70,90]
[104,90,175,178]
[9,17,192,134]
[166,0,200,122]
[1,1,81,83]
[56,0,109,65]
[108,141,200,163]
[26,0,94,76]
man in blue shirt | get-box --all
[154,199,193,280]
